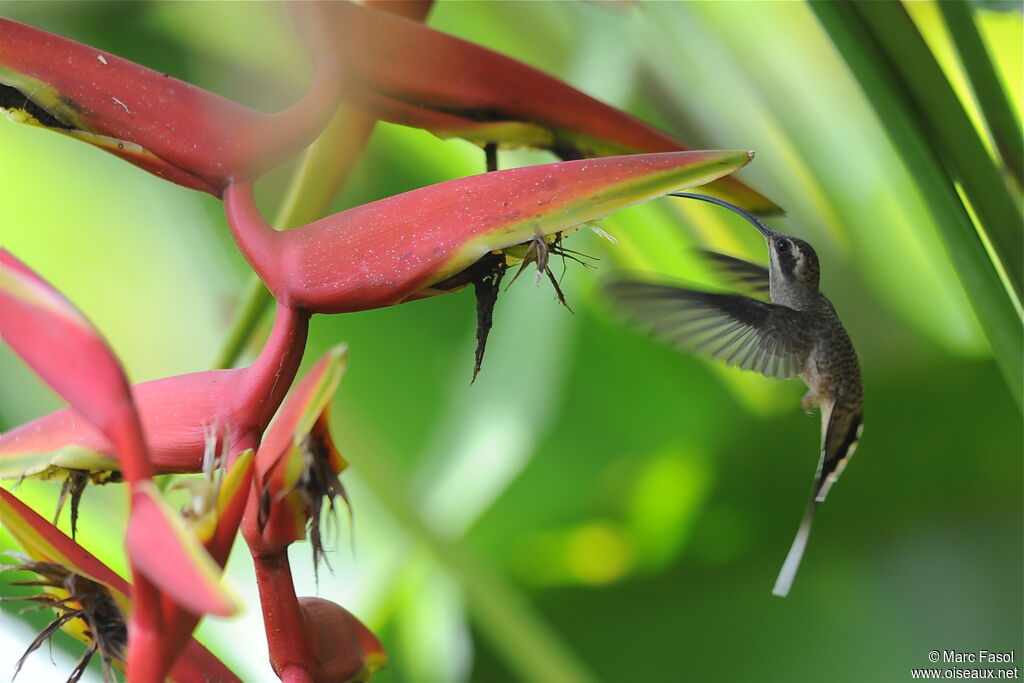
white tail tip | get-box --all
[772,502,817,597]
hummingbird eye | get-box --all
[776,239,788,251]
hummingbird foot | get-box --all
[801,391,818,415]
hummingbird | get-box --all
[604,192,863,597]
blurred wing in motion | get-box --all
[605,279,813,379]
[698,250,770,299]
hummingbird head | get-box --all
[769,235,820,290]
[668,192,821,298]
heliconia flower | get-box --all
[225,150,754,314]
[316,1,778,213]
[0,298,291,677]
[1,250,241,678]
[0,488,241,683]
[245,345,349,566]
[0,298,305,676]
[0,14,343,196]
[296,597,387,683]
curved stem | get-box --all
[237,302,310,435]
[214,104,382,370]
[214,101,380,370]
[249,57,346,182]
[214,281,275,370]
[223,181,284,301]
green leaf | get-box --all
[936,0,1024,186]
[812,0,1023,410]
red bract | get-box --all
[0,251,149,485]
[322,1,778,213]
[0,303,307,678]
[225,150,754,314]
[0,303,308,479]
[0,17,342,195]
[297,597,386,683]
[0,250,239,681]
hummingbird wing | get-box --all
[605,280,813,379]
[697,250,770,300]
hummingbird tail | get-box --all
[772,498,819,597]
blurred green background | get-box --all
[0,2,1020,682]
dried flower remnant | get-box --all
[431,228,599,379]
[0,489,242,683]
[258,413,350,579]
[2,557,126,683]
[51,468,122,540]
[250,347,351,565]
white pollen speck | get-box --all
[97,55,108,65]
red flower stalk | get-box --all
[318,1,778,213]
[224,150,754,315]
[0,14,343,196]
[240,347,371,681]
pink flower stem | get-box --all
[253,549,314,679]
[234,302,310,446]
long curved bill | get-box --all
[669,191,782,239]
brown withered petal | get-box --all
[471,257,508,383]
[1,558,126,683]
